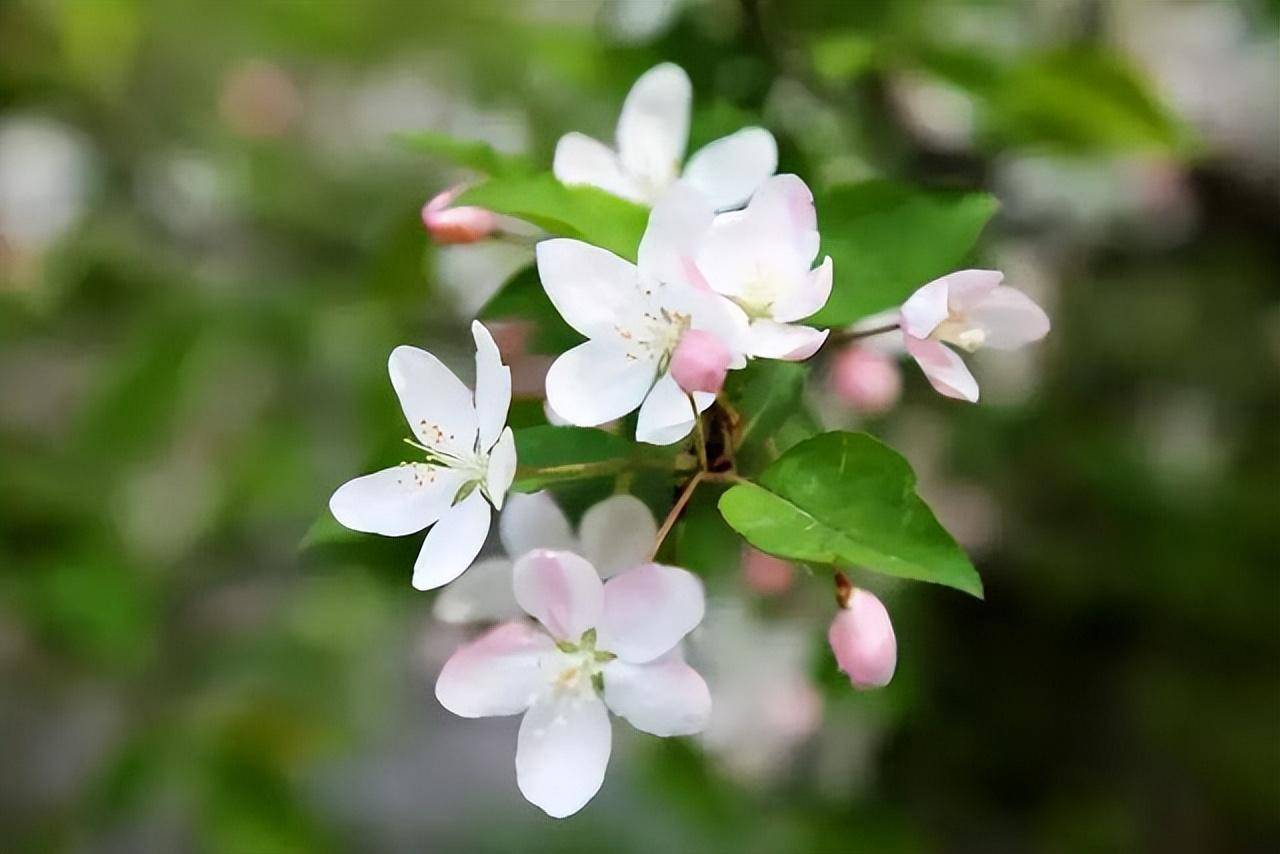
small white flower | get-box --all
[328,321,516,590]
[436,550,711,818]
[433,491,657,625]
[554,63,777,211]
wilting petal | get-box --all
[635,371,706,446]
[616,63,690,196]
[939,269,1003,314]
[828,589,897,689]
[472,321,511,451]
[513,549,604,641]
[329,465,467,537]
[578,494,657,578]
[484,427,517,510]
[389,346,478,457]
[553,132,644,202]
[899,278,952,340]
[682,127,778,211]
[432,557,522,624]
[904,336,979,402]
[500,491,575,559]
[516,692,612,818]
[964,286,1050,350]
[636,183,714,289]
[545,339,656,427]
[771,255,833,323]
[535,238,642,340]
[746,320,828,361]
[435,621,553,715]
[603,650,711,736]
[597,563,705,663]
[412,490,492,591]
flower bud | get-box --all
[670,329,731,394]
[421,186,497,245]
[830,345,901,414]
[742,547,794,596]
[828,588,896,689]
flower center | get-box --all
[733,262,784,319]
[551,628,616,697]
[616,303,691,368]
[933,315,986,353]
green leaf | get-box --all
[456,173,649,261]
[718,431,982,597]
[811,181,998,326]
[392,132,536,177]
[513,425,645,491]
[478,265,583,355]
[723,360,807,476]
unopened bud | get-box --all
[828,587,896,689]
[421,186,497,245]
[830,346,901,414]
[742,548,794,595]
[670,329,731,394]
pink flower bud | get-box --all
[830,345,901,414]
[828,588,896,689]
[421,186,497,245]
[742,547,794,596]
[669,329,731,394]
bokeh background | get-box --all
[2,1,1278,851]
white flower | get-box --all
[536,184,747,445]
[436,549,710,818]
[328,321,517,590]
[554,63,777,211]
[693,174,833,361]
[433,491,657,624]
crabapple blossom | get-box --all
[828,588,897,690]
[830,345,902,414]
[435,549,710,818]
[421,184,497,244]
[329,321,516,591]
[433,491,657,624]
[899,269,1050,402]
[669,328,732,394]
[554,63,777,211]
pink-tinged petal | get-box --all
[603,651,711,736]
[513,549,604,641]
[899,278,951,339]
[829,345,902,414]
[964,286,1050,350]
[748,174,819,259]
[828,589,897,689]
[771,255,833,323]
[484,427,517,510]
[939,269,1003,314]
[472,321,511,451]
[577,494,657,578]
[389,346,477,458]
[516,692,612,818]
[553,132,644,202]
[411,490,492,591]
[746,320,828,361]
[669,329,732,394]
[535,238,643,340]
[329,465,467,537]
[597,563,705,663]
[904,336,979,402]
[637,183,714,289]
[545,339,656,427]
[635,371,712,446]
[682,127,778,211]
[499,491,575,559]
[435,621,553,715]
[616,63,691,194]
[432,557,522,624]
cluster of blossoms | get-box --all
[332,63,1049,817]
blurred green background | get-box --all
[2,0,1278,851]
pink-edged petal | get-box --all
[436,621,553,717]
[746,320,828,361]
[484,427,516,510]
[602,650,711,736]
[747,173,819,259]
[499,491,575,559]
[545,339,656,427]
[328,465,467,537]
[432,557,522,624]
[616,63,690,195]
[411,490,492,591]
[577,494,657,578]
[535,238,642,340]
[637,183,714,289]
[389,346,477,457]
[553,132,644,202]
[904,336,979,402]
[516,691,612,818]
[965,286,1050,350]
[596,563,705,663]
[512,549,604,641]
[682,127,778,211]
[899,278,952,339]
[939,269,1003,313]
[771,255,833,323]
[472,321,511,451]
[635,371,712,446]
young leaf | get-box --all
[392,132,536,178]
[718,431,982,597]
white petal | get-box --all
[411,490,492,591]
[940,269,1003,314]
[435,621,554,716]
[499,491,576,559]
[545,339,656,427]
[635,371,699,446]
[636,183,714,289]
[746,320,828,361]
[512,549,604,642]
[389,346,478,458]
[617,63,691,195]
[899,277,953,339]
[965,286,1050,350]
[771,255,833,323]
[431,557,522,624]
[472,321,511,451]
[484,427,517,510]
[553,132,644,202]
[329,465,466,537]
[596,563,705,663]
[516,692,612,818]
[578,494,657,578]
[535,238,642,340]
[682,127,778,211]
[603,652,711,736]
[904,336,979,402]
